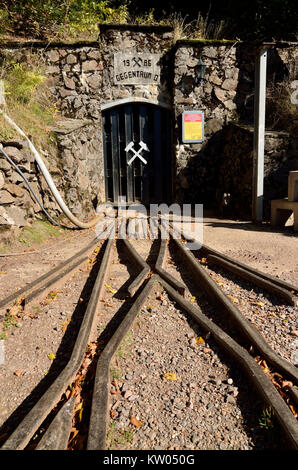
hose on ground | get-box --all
[0,144,61,227]
[0,111,100,229]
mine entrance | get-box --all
[102,102,172,204]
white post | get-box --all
[252,48,267,223]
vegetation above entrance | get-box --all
[0,1,296,42]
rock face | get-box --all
[216,125,297,219]
[0,27,297,226]
[0,141,63,227]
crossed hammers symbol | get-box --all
[132,56,143,67]
[125,141,150,165]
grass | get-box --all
[117,331,132,359]
[1,313,20,333]
[30,305,43,317]
[0,219,64,253]
[258,407,274,430]
[266,79,298,135]
[106,422,134,450]
[126,10,227,42]
[110,366,122,380]
[19,219,64,246]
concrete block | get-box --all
[271,198,298,231]
[288,170,298,202]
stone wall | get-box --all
[0,28,297,227]
[216,125,297,219]
[173,40,298,212]
[52,119,102,215]
[0,141,63,227]
[44,25,174,208]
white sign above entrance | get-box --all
[125,141,150,165]
[114,53,161,85]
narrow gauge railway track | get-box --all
[0,217,297,450]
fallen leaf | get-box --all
[190,296,196,303]
[69,428,79,444]
[156,294,165,301]
[105,284,117,294]
[289,405,298,417]
[14,369,24,376]
[196,336,205,345]
[164,372,177,381]
[48,352,56,360]
[250,301,265,307]
[8,305,22,316]
[47,291,58,301]
[130,416,142,427]
[227,295,239,304]
[75,402,83,413]
[282,380,293,389]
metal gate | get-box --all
[102,102,172,204]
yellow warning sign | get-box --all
[182,111,204,143]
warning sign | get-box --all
[182,111,204,143]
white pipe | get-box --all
[1,111,99,229]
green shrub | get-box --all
[0,58,60,147]
[5,62,45,105]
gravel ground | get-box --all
[108,285,282,450]
[199,260,298,365]
[105,240,286,450]
[0,229,101,441]
[0,217,296,450]
[0,228,96,301]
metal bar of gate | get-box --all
[139,104,149,204]
[124,105,134,203]
[165,109,172,203]
[102,114,109,202]
[110,109,120,203]
[153,107,162,202]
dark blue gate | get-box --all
[102,102,172,204]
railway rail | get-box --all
[0,216,297,450]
